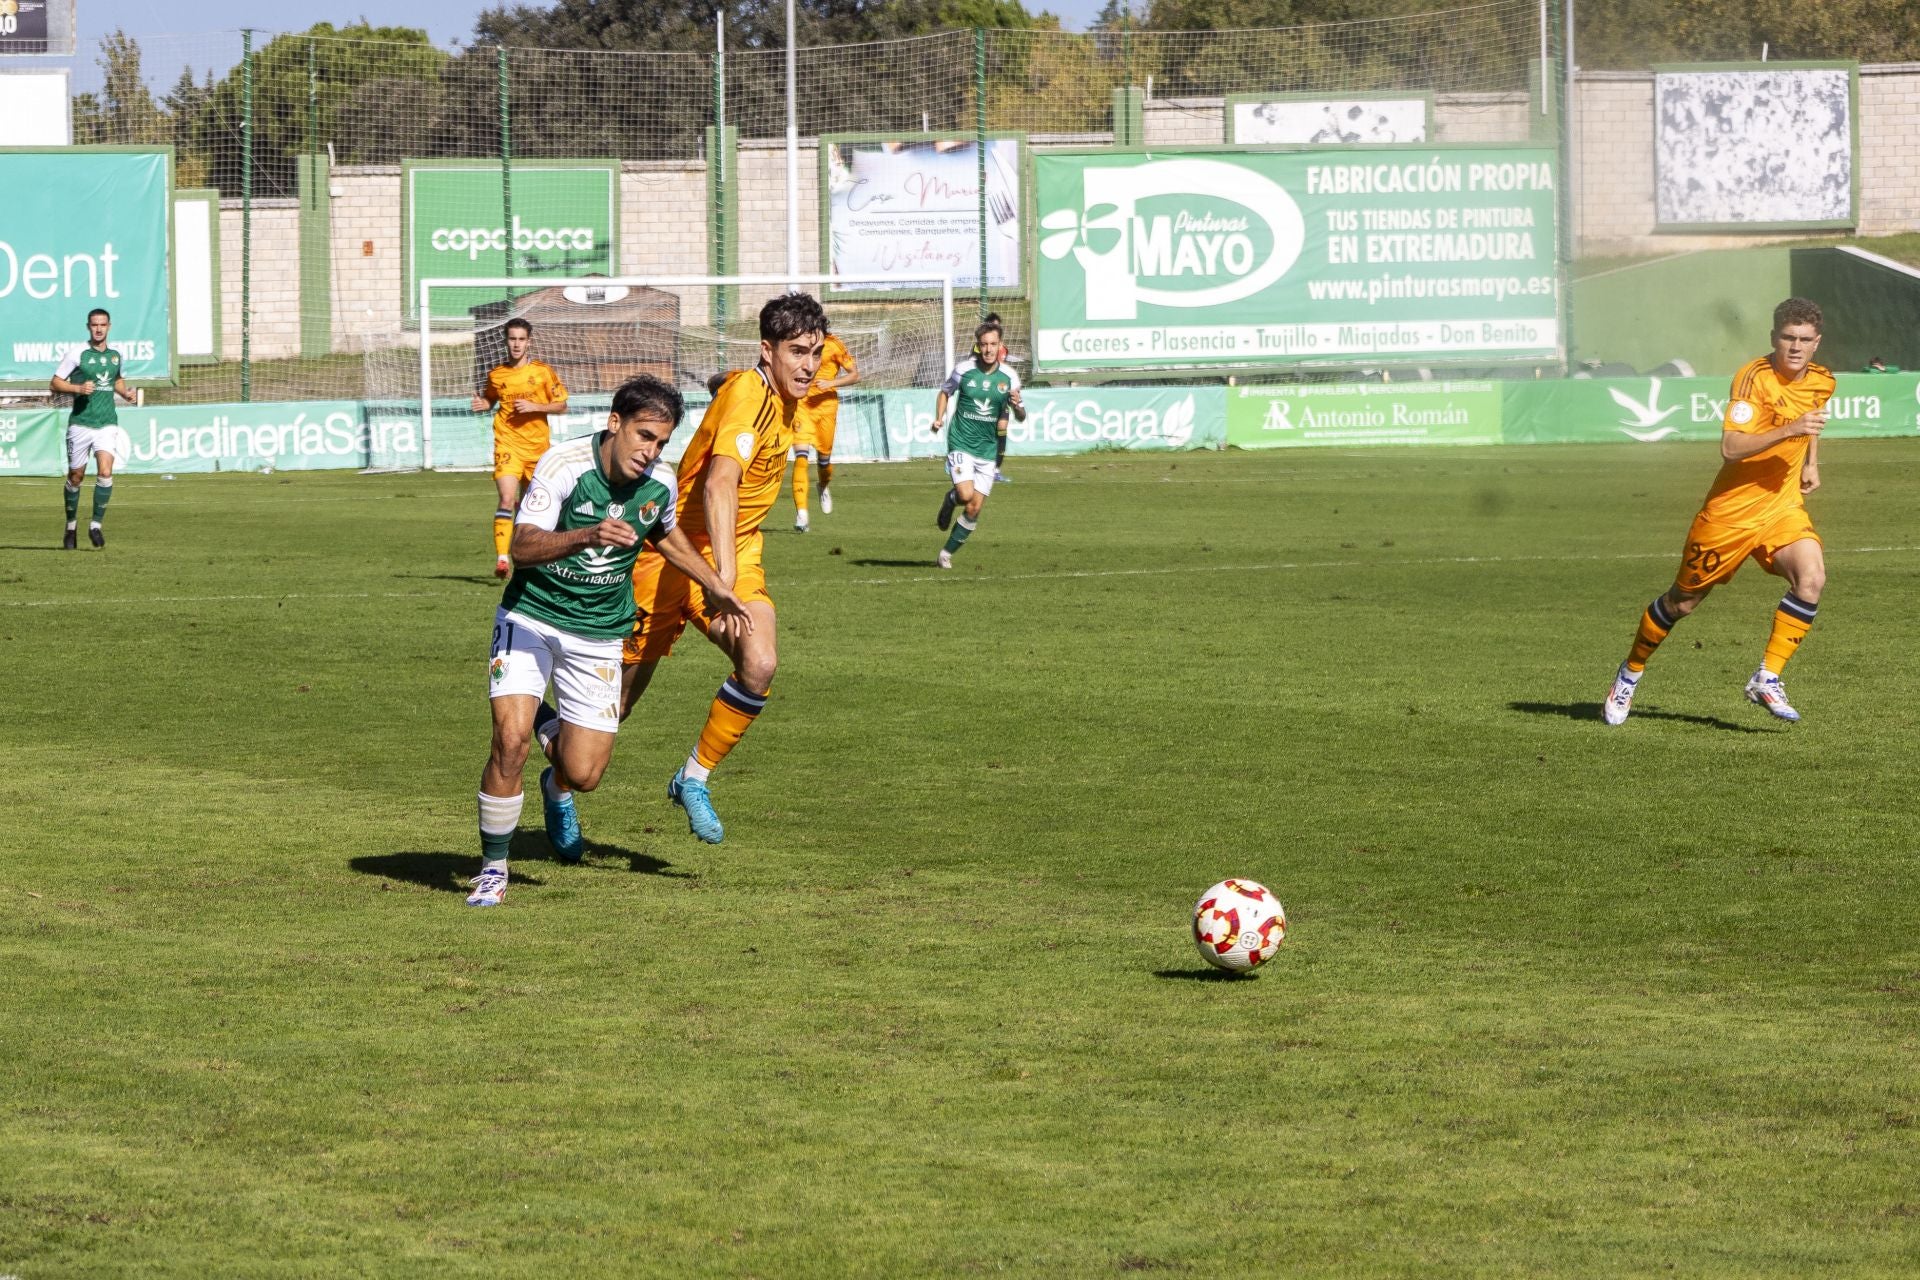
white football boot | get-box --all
[1744,668,1801,722]
[1603,663,1641,726]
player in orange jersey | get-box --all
[789,327,858,531]
[471,318,569,578]
[618,292,827,843]
[1604,297,1833,725]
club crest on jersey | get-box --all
[607,502,624,519]
[637,500,660,524]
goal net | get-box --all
[366,273,956,470]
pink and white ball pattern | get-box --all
[1192,878,1287,971]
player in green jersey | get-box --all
[931,314,1025,568]
[470,375,753,908]
[49,308,136,550]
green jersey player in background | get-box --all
[49,308,136,550]
[470,375,753,908]
[931,314,1025,568]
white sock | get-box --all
[682,754,711,783]
[477,790,523,872]
[542,769,571,802]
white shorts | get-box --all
[488,607,624,734]
[946,450,995,496]
[67,424,131,471]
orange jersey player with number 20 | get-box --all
[1603,296,1835,726]
[617,292,827,844]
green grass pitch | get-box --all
[2,443,1918,1276]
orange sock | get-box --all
[692,676,768,772]
[793,454,811,514]
[492,508,513,559]
[1762,593,1817,674]
[1625,595,1680,672]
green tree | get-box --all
[1574,0,1920,67]
[197,22,449,197]
[163,67,215,187]
[72,30,168,145]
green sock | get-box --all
[64,483,80,521]
[91,480,114,523]
[943,514,975,556]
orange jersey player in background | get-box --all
[789,329,857,531]
[1603,296,1834,725]
[617,292,828,844]
[471,317,569,578]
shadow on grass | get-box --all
[352,833,690,893]
[849,558,939,568]
[0,545,71,552]
[1507,699,1771,734]
[392,572,498,587]
[1152,968,1260,982]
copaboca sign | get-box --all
[404,159,619,323]
[1033,147,1561,373]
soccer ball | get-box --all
[1192,878,1287,972]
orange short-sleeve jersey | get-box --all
[677,368,795,539]
[1698,356,1834,527]
[485,360,569,444]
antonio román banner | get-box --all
[0,148,173,385]
[1227,372,1920,449]
[1033,147,1560,374]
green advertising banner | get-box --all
[1228,381,1503,448]
[1499,371,1920,445]
[403,160,620,323]
[1033,147,1559,373]
[0,148,173,384]
[4,374,1911,478]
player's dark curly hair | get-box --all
[504,317,533,336]
[759,291,829,344]
[1773,296,1823,335]
[611,374,684,426]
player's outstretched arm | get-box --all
[652,526,754,639]
[510,517,637,568]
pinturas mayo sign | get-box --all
[404,160,618,322]
[1033,147,1560,373]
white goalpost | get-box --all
[414,273,957,471]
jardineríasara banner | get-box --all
[3,375,1914,476]
[1034,147,1560,373]
[1,148,173,384]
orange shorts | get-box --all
[1673,505,1819,592]
[493,430,549,483]
[793,403,838,458]
[623,531,772,664]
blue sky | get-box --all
[31,0,1111,94]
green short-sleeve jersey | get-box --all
[56,346,123,426]
[941,357,1021,461]
[499,433,678,640]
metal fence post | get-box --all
[241,28,252,403]
[499,46,513,289]
[975,27,987,322]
